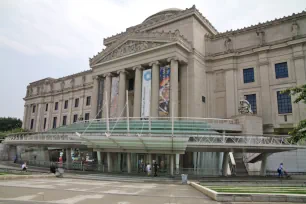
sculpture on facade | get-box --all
[224,37,233,52]
[238,96,253,114]
[291,21,299,38]
[256,30,265,46]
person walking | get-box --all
[277,163,284,177]
[146,163,151,176]
[153,161,158,177]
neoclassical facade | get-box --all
[23,6,306,134]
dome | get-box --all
[143,8,182,24]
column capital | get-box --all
[149,61,160,66]
[117,69,127,74]
[167,57,179,63]
[92,75,103,81]
[103,73,113,78]
[132,65,144,71]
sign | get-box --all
[141,69,151,118]
[159,65,170,116]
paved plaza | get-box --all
[0,178,217,204]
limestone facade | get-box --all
[23,6,306,133]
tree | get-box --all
[0,117,22,132]
[282,84,306,143]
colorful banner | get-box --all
[141,69,151,118]
[110,76,119,117]
[159,65,170,116]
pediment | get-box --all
[90,30,192,66]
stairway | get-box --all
[233,153,248,176]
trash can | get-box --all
[181,174,188,184]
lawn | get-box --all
[204,185,306,195]
[0,173,8,176]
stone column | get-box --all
[222,152,230,176]
[90,76,100,119]
[97,151,102,171]
[168,58,179,117]
[79,95,85,119]
[58,99,63,126]
[260,153,268,176]
[292,45,306,120]
[150,61,160,118]
[103,73,112,119]
[127,153,131,173]
[107,152,112,172]
[147,154,152,164]
[259,52,272,129]
[117,70,127,118]
[170,154,174,176]
[66,148,72,169]
[175,154,180,174]
[133,66,143,118]
[22,105,28,129]
[35,103,42,132]
[67,96,73,125]
[225,69,236,118]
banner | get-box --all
[141,69,151,118]
[110,76,119,117]
[159,65,170,116]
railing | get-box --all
[229,152,236,175]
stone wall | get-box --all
[0,144,9,161]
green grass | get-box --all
[203,185,306,195]
[0,173,8,176]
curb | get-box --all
[189,182,306,203]
[0,174,54,180]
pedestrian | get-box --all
[146,163,151,176]
[21,162,27,172]
[277,163,284,177]
[153,161,158,177]
[14,155,17,163]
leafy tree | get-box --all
[0,117,22,132]
[282,84,306,143]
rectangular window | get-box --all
[30,119,34,130]
[64,100,68,109]
[275,62,288,79]
[75,98,79,108]
[245,94,257,114]
[86,96,91,106]
[55,102,58,110]
[73,114,78,123]
[243,68,255,83]
[277,91,292,114]
[32,105,36,113]
[43,118,47,130]
[128,78,134,91]
[53,117,57,129]
[63,116,67,126]
[85,113,90,121]
[45,103,48,112]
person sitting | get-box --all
[21,162,27,172]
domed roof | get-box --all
[143,8,182,24]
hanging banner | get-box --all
[159,65,171,116]
[110,76,119,117]
[141,69,152,118]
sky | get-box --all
[0,0,306,120]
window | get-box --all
[64,100,68,109]
[43,118,47,130]
[55,102,58,110]
[243,68,254,83]
[32,105,36,113]
[75,98,79,108]
[62,116,67,126]
[275,62,288,79]
[30,119,34,130]
[128,78,134,91]
[73,114,78,123]
[53,117,57,129]
[245,94,257,114]
[45,104,48,112]
[85,113,90,121]
[86,96,91,106]
[277,91,292,114]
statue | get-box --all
[224,37,233,52]
[238,96,253,114]
[256,30,265,46]
[291,21,299,38]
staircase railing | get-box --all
[229,152,236,176]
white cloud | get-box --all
[0,35,36,55]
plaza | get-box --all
[2,5,306,177]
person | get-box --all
[146,163,151,176]
[21,162,27,172]
[153,161,158,177]
[14,155,17,163]
[277,163,284,177]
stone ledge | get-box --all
[0,174,53,180]
[190,182,306,203]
